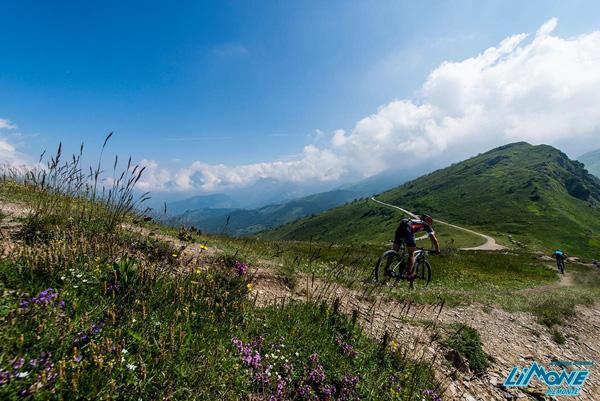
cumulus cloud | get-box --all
[0,118,16,130]
[0,119,29,167]
[101,19,600,192]
[138,145,346,192]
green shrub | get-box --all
[532,298,575,328]
[16,214,61,245]
[551,328,566,344]
[444,323,489,374]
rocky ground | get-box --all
[250,265,600,401]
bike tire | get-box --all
[374,250,403,283]
[559,261,565,274]
[413,260,432,288]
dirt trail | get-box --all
[69,215,600,400]
[370,197,508,251]
[2,199,598,400]
[518,268,574,295]
[250,265,600,401]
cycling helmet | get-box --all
[420,214,433,225]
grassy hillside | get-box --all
[261,198,486,249]
[2,141,599,400]
[266,142,600,258]
[579,148,600,178]
[0,154,440,400]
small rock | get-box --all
[445,349,470,373]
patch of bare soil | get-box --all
[0,200,30,256]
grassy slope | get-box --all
[203,234,600,327]
[267,142,600,258]
[0,178,441,400]
[262,199,485,249]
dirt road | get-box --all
[370,197,507,251]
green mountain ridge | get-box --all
[579,148,600,178]
[168,189,363,236]
[166,168,421,236]
[265,142,600,258]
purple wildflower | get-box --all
[107,282,121,294]
[12,358,24,370]
[19,288,64,311]
[422,389,442,401]
[72,322,105,348]
[0,370,11,385]
[339,374,360,401]
[335,335,358,358]
[1,352,56,389]
[320,383,336,399]
[231,337,262,370]
[234,261,249,276]
[297,384,313,399]
[306,354,326,384]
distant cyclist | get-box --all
[553,249,566,274]
[389,215,440,287]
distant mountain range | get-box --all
[579,149,600,178]
[163,167,425,236]
[265,142,600,258]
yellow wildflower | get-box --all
[246,283,253,291]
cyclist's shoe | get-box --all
[384,268,395,278]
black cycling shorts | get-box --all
[394,221,416,247]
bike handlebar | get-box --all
[416,248,439,255]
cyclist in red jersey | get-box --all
[390,214,440,287]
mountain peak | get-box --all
[266,142,600,258]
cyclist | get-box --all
[389,214,440,287]
[553,249,566,274]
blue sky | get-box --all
[2,1,600,194]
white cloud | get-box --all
[12,19,600,193]
[134,18,600,192]
[319,17,600,178]
[138,145,346,192]
[0,118,16,130]
[0,119,29,167]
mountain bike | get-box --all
[556,257,565,274]
[374,246,432,288]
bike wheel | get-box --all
[559,261,565,274]
[374,250,403,283]
[413,260,432,288]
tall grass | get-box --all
[0,138,444,400]
[1,133,148,241]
